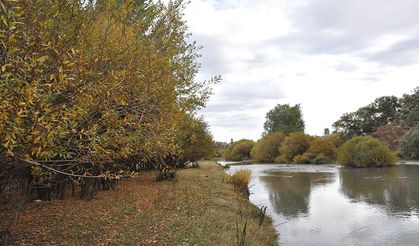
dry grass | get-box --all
[230,169,251,193]
[2,161,278,245]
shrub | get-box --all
[274,155,289,164]
[373,124,412,151]
[312,154,332,165]
[251,132,286,162]
[230,170,251,193]
[337,136,397,167]
[323,133,346,148]
[228,140,256,161]
[224,139,255,161]
[293,155,311,164]
[400,125,419,159]
[279,132,312,162]
[306,137,337,161]
[177,115,216,165]
[224,139,245,160]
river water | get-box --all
[226,163,419,246]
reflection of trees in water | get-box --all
[260,172,334,218]
[339,165,419,214]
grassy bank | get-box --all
[3,161,278,245]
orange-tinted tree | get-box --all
[0,0,218,200]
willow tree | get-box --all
[0,0,218,200]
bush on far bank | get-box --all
[224,139,255,161]
[323,133,346,148]
[305,137,337,161]
[251,132,286,162]
[279,132,312,162]
[312,154,332,164]
[400,125,419,159]
[337,136,397,167]
[225,140,255,161]
[292,154,311,164]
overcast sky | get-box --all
[184,0,419,142]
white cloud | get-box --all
[185,0,419,142]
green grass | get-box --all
[5,161,278,245]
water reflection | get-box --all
[227,164,419,245]
[340,165,419,215]
[260,172,334,218]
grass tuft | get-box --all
[230,170,251,194]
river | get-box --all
[226,163,419,246]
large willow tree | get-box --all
[0,0,218,200]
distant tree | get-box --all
[398,87,419,126]
[264,104,305,134]
[333,96,400,137]
[251,132,286,162]
[400,125,419,159]
[324,128,330,136]
[214,141,229,158]
[373,124,412,152]
[372,96,401,124]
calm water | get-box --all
[227,164,419,246]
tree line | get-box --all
[224,88,419,166]
[332,87,418,159]
[224,104,343,164]
[0,0,217,201]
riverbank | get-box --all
[2,161,278,245]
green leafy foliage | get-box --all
[333,89,419,138]
[251,132,286,162]
[337,136,397,167]
[263,104,305,134]
[398,87,419,126]
[333,96,400,137]
[400,125,419,159]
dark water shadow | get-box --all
[260,171,335,218]
[340,165,419,216]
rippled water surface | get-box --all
[227,164,419,246]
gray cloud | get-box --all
[187,0,419,141]
[271,0,419,66]
[191,34,233,78]
[364,37,419,65]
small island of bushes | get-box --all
[224,131,398,167]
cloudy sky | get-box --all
[184,0,419,142]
